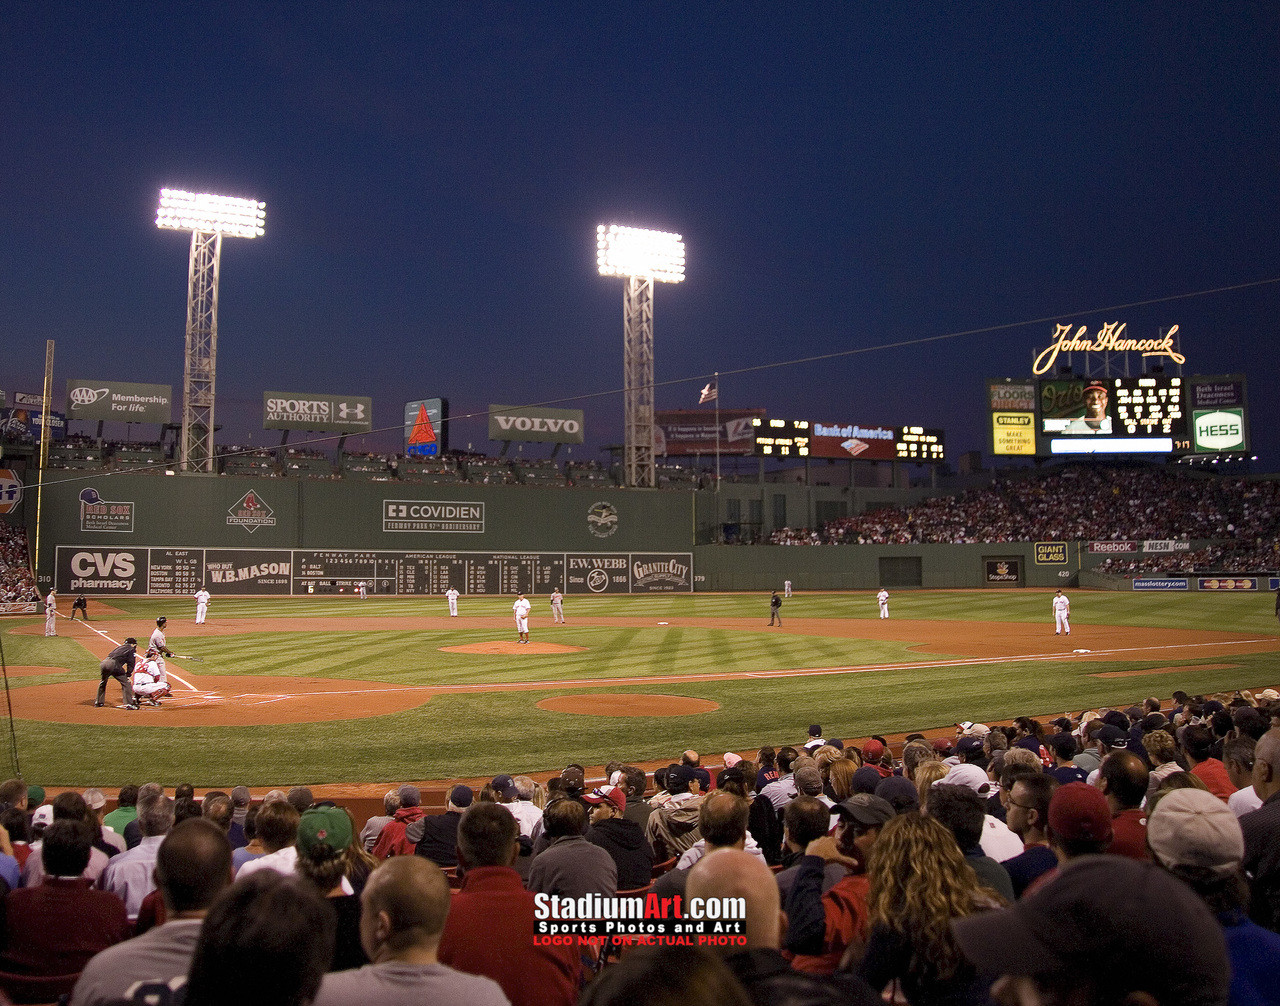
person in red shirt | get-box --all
[438,802,580,1006]
[1183,724,1238,802]
[1096,751,1150,860]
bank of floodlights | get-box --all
[596,223,686,488]
[156,187,266,472]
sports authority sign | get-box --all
[66,380,173,424]
[487,405,585,445]
[383,500,485,533]
[263,392,373,433]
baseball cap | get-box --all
[808,724,822,737]
[852,766,882,795]
[834,794,896,827]
[448,785,474,809]
[665,764,695,794]
[82,788,106,811]
[723,752,742,769]
[31,805,53,828]
[560,767,585,793]
[932,737,954,755]
[491,775,518,800]
[794,766,823,796]
[26,785,44,806]
[231,785,252,807]
[876,776,921,814]
[1102,710,1130,730]
[1096,724,1129,750]
[936,764,991,796]
[952,857,1229,1006]
[296,806,353,856]
[956,736,985,758]
[396,785,421,808]
[862,739,885,761]
[1147,789,1244,875]
[583,784,626,812]
[124,637,137,646]
[1259,688,1279,701]
[1048,782,1112,844]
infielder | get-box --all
[1053,589,1071,635]
[96,638,139,709]
[132,648,172,706]
[446,587,460,617]
[550,588,565,623]
[877,588,889,619]
[194,586,211,625]
[513,592,531,643]
[44,589,57,636]
[148,616,175,688]
[358,581,368,600]
[784,580,792,598]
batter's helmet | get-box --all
[156,616,167,626]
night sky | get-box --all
[4,8,1278,469]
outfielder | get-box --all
[784,579,792,598]
[1053,590,1071,635]
[550,588,565,623]
[44,589,57,636]
[132,648,172,705]
[513,592,531,643]
[194,586,211,625]
[358,581,368,600]
[446,587,460,617]
[877,588,889,619]
[148,616,175,688]
[96,638,139,709]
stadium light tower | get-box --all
[596,224,685,488]
[156,188,266,472]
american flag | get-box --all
[699,379,718,404]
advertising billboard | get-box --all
[988,380,1037,456]
[487,405,585,445]
[1039,377,1185,456]
[263,392,373,433]
[753,418,945,461]
[654,409,764,456]
[404,398,448,456]
[0,408,65,441]
[66,380,173,424]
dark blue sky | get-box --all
[4,7,1278,467]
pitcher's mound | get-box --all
[442,642,587,655]
[537,694,720,717]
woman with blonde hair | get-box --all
[855,813,1003,1005]
[913,761,948,810]
[1144,728,1185,799]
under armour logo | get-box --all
[338,402,365,419]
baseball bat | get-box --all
[170,653,205,662]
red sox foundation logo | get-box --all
[227,491,277,533]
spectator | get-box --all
[286,787,314,815]
[236,799,301,879]
[83,788,125,856]
[71,818,234,1006]
[1144,729,1185,799]
[313,856,508,1006]
[999,773,1058,898]
[584,784,654,890]
[858,813,1004,1004]
[653,791,750,900]
[184,871,335,1006]
[439,803,579,1006]
[122,783,164,848]
[1096,751,1151,861]
[510,776,548,837]
[1224,736,1262,817]
[371,785,427,859]
[232,804,263,871]
[23,791,110,887]
[359,789,400,852]
[688,848,881,1006]
[775,796,846,899]
[527,797,617,900]
[0,820,128,978]
[578,945,751,1006]
[619,767,654,833]
[926,785,1014,903]
[1241,727,1280,930]
[1046,733,1087,785]
[646,765,706,861]
[491,774,540,838]
[293,806,366,972]
[1184,723,1238,802]
[760,747,801,811]
[413,785,473,868]
[99,791,174,920]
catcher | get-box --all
[131,647,173,706]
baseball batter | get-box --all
[132,648,172,705]
[513,592,531,643]
[1053,590,1071,635]
[44,590,57,636]
[194,586,211,625]
[550,588,565,623]
[446,587,460,617]
[148,616,175,687]
[96,638,139,709]
[877,588,889,619]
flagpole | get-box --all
[714,371,720,492]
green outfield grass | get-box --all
[1,589,1276,787]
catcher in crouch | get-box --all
[131,647,173,706]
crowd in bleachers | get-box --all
[0,686,1276,1005]
[0,526,35,604]
[770,464,1280,559]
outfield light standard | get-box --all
[156,188,266,472]
[597,224,685,488]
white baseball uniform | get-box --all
[358,581,367,599]
[1053,593,1071,635]
[446,588,460,616]
[194,589,211,624]
[550,590,564,623]
[784,580,792,598]
[148,628,171,686]
[44,591,57,636]
[877,589,889,619]
[513,596,531,639]
[132,659,169,700]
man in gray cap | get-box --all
[785,794,895,971]
[952,855,1230,1006]
[359,789,401,852]
[371,784,427,859]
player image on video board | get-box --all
[1040,379,1113,435]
